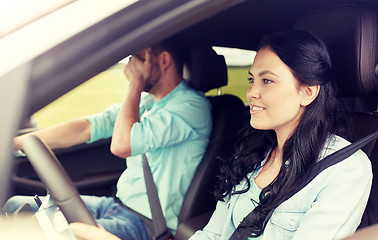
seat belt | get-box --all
[230,130,378,240]
[142,154,172,240]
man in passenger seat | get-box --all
[4,36,212,240]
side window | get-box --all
[207,47,256,104]
[33,63,127,128]
[33,48,255,128]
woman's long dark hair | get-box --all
[215,30,347,237]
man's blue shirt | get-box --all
[86,81,212,231]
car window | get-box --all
[33,63,127,128]
[33,47,255,128]
[207,47,256,104]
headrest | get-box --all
[294,3,378,97]
[184,45,228,92]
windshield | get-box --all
[0,0,74,38]
[0,0,138,78]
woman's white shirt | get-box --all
[189,135,372,240]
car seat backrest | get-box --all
[295,3,378,97]
[354,112,378,228]
[183,45,228,92]
[294,2,378,228]
[175,45,247,239]
[178,94,246,218]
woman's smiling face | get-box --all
[247,47,307,139]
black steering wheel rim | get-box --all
[22,135,97,226]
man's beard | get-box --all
[143,64,161,92]
[143,82,153,92]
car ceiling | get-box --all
[0,0,377,208]
[3,0,377,121]
[20,0,378,116]
[181,0,378,51]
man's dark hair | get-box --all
[151,35,189,76]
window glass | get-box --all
[34,47,256,128]
[33,63,127,128]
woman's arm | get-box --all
[291,152,372,240]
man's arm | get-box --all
[110,49,152,158]
[14,118,91,150]
[110,84,142,158]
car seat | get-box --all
[138,45,247,239]
[294,1,378,230]
[171,45,248,239]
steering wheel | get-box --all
[22,135,97,226]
